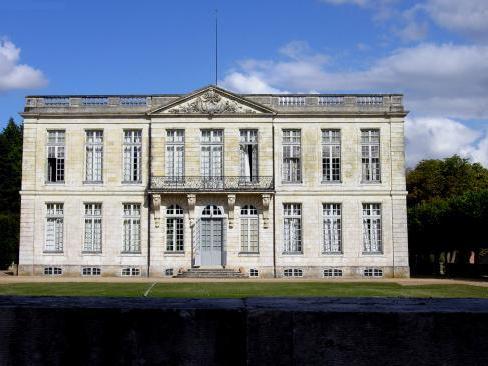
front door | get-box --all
[200,218,223,266]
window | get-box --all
[364,268,383,277]
[46,130,65,183]
[323,269,343,277]
[240,130,258,182]
[121,267,140,276]
[322,130,341,182]
[165,130,184,180]
[123,203,141,253]
[363,203,382,253]
[361,129,381,182]
[83,203,102,252]
[85,130,103,182]
[123,130,142,183]
[82,267,101,276]
[165,268,174,276]
[283,203,302,253]
[282,130,301,183]
[201,129,223,179]
[249,268,259,277]
[240,205,259,253]
[44,267,62,275]
[166,204,184,252]
[323,204,342,253]
[284,268,303,277]
[45,203,63,252]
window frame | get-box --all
[361,129,381,183]
[283,203,303,254]
[200,129,224,179]
[44,203,64,253]
[122,203,142,253]
[46,130,65,184]
[239,129,259,183]
[165,129,185,180]
[122,129,142,183]
[166,204,184,252]
[362,203,383,254]
[321,129,341,183]
[282,129,302,183]
[322,203,342,254]
[83,203,102,253]
[240,205,259,253]
[84,130,104,184]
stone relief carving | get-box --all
[168,89,257,114]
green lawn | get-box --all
[0,282,487,298]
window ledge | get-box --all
[42,251,64,255]
[321,252,343,256]
[121,181,143,185]
[320,181,342,185]
[82,251,102,255]
[121,251,142,256]
[163,252,186,256]
[83,181,104,185]
[282,252,304,256]
[281,181,303,185]
[45,181,65,185]
[362,252,384,256]
[360,181,382,185]
[238,252,260,256]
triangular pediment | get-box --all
[148,86,275,115]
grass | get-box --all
[0,282,487,298]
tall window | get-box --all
[361,129,381,182]
[85,130,103,183]
[363,203,382,253]
[84,203,102,252]
[240,205,259,252]
[201,129,223,178]
[323,203,341,253]
[123,130,142,183]
[46,130,65,183]
[123,203,141,253]
[240,130,258,182]
[322,130,341,182]
[165,130,184,180]
[283,203,302,253]
[282,130,301,183]
[166,204,184,252]
[45,203,63,252]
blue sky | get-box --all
[1,0,487,166]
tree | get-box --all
[0,118,23,268]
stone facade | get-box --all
[18,86,409,278]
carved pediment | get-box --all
[148,86,275,115]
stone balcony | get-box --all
[23,93,404,115]
[149,176,274,193]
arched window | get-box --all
[166,205,184,252]
[201,205,223,217]
[240,205,259,253]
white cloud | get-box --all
[404,117,488,167]
[0,39,47,92]
[221,42,488,119]
[424,0,488,40]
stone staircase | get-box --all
[175,268,248,279]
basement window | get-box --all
[323,268,343,277]
[284,268,303,277]
[364,268,383,277]
[249,268,259,277]
[165,268,174,276]
[82,267,101,276]
[121,267,140,276]
[44,267,62,275]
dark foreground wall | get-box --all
[1,296,487,366]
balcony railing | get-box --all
[150,176,274,192]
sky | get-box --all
[1,0,487,167]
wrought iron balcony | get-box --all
[150,176,274,192]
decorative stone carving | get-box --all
[187,194,196,227]
[168,89,257,115]
[262,194,271,229]
[227,194,236,228]
[152,195,161,228]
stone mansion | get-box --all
[18,85,409,278]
